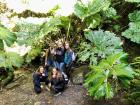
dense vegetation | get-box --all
[0,0,140,104]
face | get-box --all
[57,42,63,48]
[52,68,57,75]
[39,67,44,73]
[65,43,69,49]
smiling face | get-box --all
[65,43,69,49]
[52,68,58,75]
[57,41,63,48]
[39,67,44,73]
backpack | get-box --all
[72,51,76,61]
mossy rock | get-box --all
[71,65,88,85]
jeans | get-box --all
[54,61,65,72]
[45,59,54,76]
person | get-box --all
[49,68,65,95]
[33,66,49,94]
[53,41,65,73]
[44,46,56,76]
[64,42,74,77]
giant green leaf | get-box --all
[0,24,16,48]
[74,0,111,20]
[84,52,135,99]
[0,51,23,68]
[122,11,140,44]
[78,29,122,65]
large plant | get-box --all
[78,29,122,65]
[84,52,134,99]
[74,0,111,29]
[14,17,62,63]
[122,11,140,44]
[0,51,23,68]
[0,24,16,49]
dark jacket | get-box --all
[51,77,65,90]
[55,47,65,63]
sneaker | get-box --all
[54,92,62,96]
[41,85,44,89]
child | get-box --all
[53,41,65,72]
[64,42,74,77]
[33,66,49,94]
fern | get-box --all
[78,29,122,65]
[84,52,134,99]
[122,11,140,44]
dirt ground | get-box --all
[0,68,92,105]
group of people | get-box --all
[33,41,75,95]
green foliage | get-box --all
[122,11,140,44]
[25,47,42,63]
[84,52,134,99]
[15,23,40,45]
[102,7,117,18]
[15,17,63,63]
[85,14,102,29]
[40,17,62,36]
[0,24,16,49]
[131,56,140,68]
[125,0,140,3]
[0,51,23,68]
[74,0,110,20]
[78,29,122,65]
[74,0,111,29]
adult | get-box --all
[45,47,56,75]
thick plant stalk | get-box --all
[0,70,14,87]
[66,19,71,39]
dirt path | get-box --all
[0,69,92,105]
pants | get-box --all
[54,61,65,72]
[33,73,49,94]
[64,62,73,78]
[45,59,54,76]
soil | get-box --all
[0,66,135,105]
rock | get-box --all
[34,101,46,105]
[71,65,88,85]
[5,82,20,90]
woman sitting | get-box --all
[49,68,65,95]
[33,66,49,94]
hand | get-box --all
[42,73,45,76]
[52,74,56,78]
